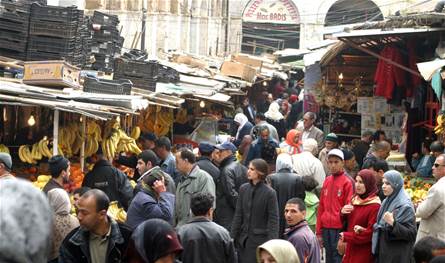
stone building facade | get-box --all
[67,0,428,56]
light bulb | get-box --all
[199,101,206,108]
[263,81,268,86]
[80,116,83,122]
[28,115,36,126]
[2,108,7,122]
[338,73,344,80]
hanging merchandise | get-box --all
[102,118,142,161]
[431,69,443,100]
[374,46,406,100]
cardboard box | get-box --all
[220,61,257,82]
[23,60,81,89]
[232,54,263,68]
[174,55,208,69]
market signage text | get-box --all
[243,0,300,24]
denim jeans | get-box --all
[322,228,343,263]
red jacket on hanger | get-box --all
[374,47,406,99]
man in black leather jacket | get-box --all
[213,142,248,230]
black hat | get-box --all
[140,132,157,142]
[198,142,215,154]
[341,149,354,161]
[48,155,69,178]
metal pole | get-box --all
[141,4,147,51]
[224,0,229,53]
[53,109,59,155]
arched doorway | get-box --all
[241,0,300,55]
[325,0,383,26]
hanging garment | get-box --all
[374,47,407,100]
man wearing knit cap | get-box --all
[196,142,220,182]
[318,133,339,176]
[316,149,354,263]
[0,152,14,180]
[43,155,70,194]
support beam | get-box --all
[340,37,422,78]
[53,109,59,155]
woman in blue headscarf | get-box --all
[371,170,417,263]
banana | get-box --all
[130,126,141,140]
[23,145,35,164]
[0,144,10,154]
[40,138,53,158]
[18,145,27,163]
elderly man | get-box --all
[292,138,326,188]
[301,112,324,151]
[362,140,391,169]
[416,154,445,242]
[175,148,215,227]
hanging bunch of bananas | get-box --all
[0,144,9,154]
[107,201,127,223]
[102,118,142,160]
[138,106,156,133]
[58,124,80,158]
[175,108,188,124]
[434,114,445,135]
[18,137,53,164]
[154,106,173,136]
[85,120,101,157]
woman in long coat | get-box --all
[339,169,381,263]
[231,158,279,263]
[371,170,417,263]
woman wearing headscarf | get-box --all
[233,113,254,147]
[371,170,417,263]
[231,158,279,263]
[279,129,303,155]
[257,239,300,263]
[265,102,286,141]
[47,188,79,262]
[339,169,381,263]
[127,218,183,263]
[267,153,305,237]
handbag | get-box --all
[337,238,347,256]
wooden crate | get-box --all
[220,61,257,82]
[23,60,81,89]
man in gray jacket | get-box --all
[178,192,237,263]
[175,148,216,227]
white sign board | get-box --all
[243,0,300,24]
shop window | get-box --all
[325,0,383,26]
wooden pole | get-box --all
[53,109,59,155]
[340,37,422,78]
[80,116,86,172]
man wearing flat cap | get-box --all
[42,155,70,194]
[196,142,220,183]
[0,152,14,180]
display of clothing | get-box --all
[374,46,406,100]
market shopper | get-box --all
[82,147,134,210]
[316,149,354,263]
[253,112,280,142]
[416,154,445,242]
[267,153,305,237]
[319,133,339,176]
[231,158,279,263]
[413,236,445,263]
[177,192,237,263]
[0,152,14,180]
[0,178,53,263]
[284,198,320,263]
[126,218,183,263]
[59,189,133,263]
[338,169,381,263]
[279,129,303,155]
[430,141,445,158]
[352,130,373,168]
[302,175,319,232]
[154,136,179,184]
[244,125,279,169]
[126,166,175,228]
[72,186,90,214]
[372,170,417,263]
[301,112,324,152]
[412,140,434,178]
[292,138,325,188]
[362,140,391,169]
[175,148,216,227]
[233,112,254,147]
[213,141,248,230]
[367,159,389,201]
[135,150,176,194]
[242,97,256,124]
[47,188,79,263]
[196,142,220,182]
[256,239,300,263]
[43,155,70,194]
[265,101,286,140]
[342,148,358,179]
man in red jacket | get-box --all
[316,149,354,263]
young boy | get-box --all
[302,175,319,233]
